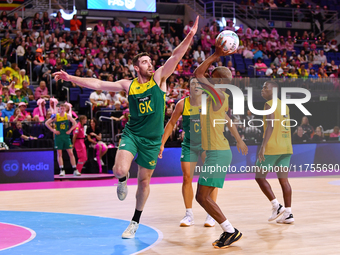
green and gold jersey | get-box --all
[263,99,293,155]
[201,92,230,151]
[182,96,201,146]
[55,113,69,136]
[125,75,166,139]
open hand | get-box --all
[188,16,199,36]
[236,140,248,155]
[215,36,237,57]
[258,146,266,163]
[53,70,71,82]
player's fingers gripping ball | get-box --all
[216,30,240,52]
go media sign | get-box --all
[1,151,54,183]
[2,160,50,177]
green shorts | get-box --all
[198,150,232,189]
[181,142,204,162]
[55,135,73,150]
[119,131,161,170]
[255,154,292,178]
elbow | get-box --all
[193,69,203,78]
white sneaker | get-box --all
[204,214,216,227]
[100,159,105,166]
[268,204,285,221]
[73,170,81,176]
[59,170,65,176]
[122,220,139,239]
[180,214,194,227]
[277,213,294,224]
[117,172,129,201]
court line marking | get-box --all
[0,211,163,254]
[0,222,36,252]
[131,223,163,255]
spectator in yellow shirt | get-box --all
[318,68,328,81]
[288,68,298,81]
[18,69,30,87]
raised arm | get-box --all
[193,37,235,109]
[158,99,184,159]
[154,16,199,90]
[54,70,130,92]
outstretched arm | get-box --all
[53,70,130,92]
[154,16,199,91]
[159,99,184,159]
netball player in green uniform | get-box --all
[194,37,248,249]
[159,78,217,227]
[45,102,78,176]
[54,16,199,239]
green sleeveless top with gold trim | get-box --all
[125,75,166,139]
[55,113,69,136]
[182,96,201,146]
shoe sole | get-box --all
[204,223,215,227]
[122,234,135,239]
[213,233,243,249]
[268,208,285,221]
[277,219,295,224]
[180,222,194,227]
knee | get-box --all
[255,177,264,184]
[113,164,127,178]
[183,174,192,184]
[138,178,150,189]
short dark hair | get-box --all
[132,52,150,66]
[211,66,232,83]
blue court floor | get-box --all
[0,211,162,255]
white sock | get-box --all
[186,208,193,216]
[285,207,292,214]
[60,165,64,169]
[270,198,279,208]
[220,219,235,233]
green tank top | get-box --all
[182,96,201,146]
[55,113,69,136]
[125,75,166,139]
